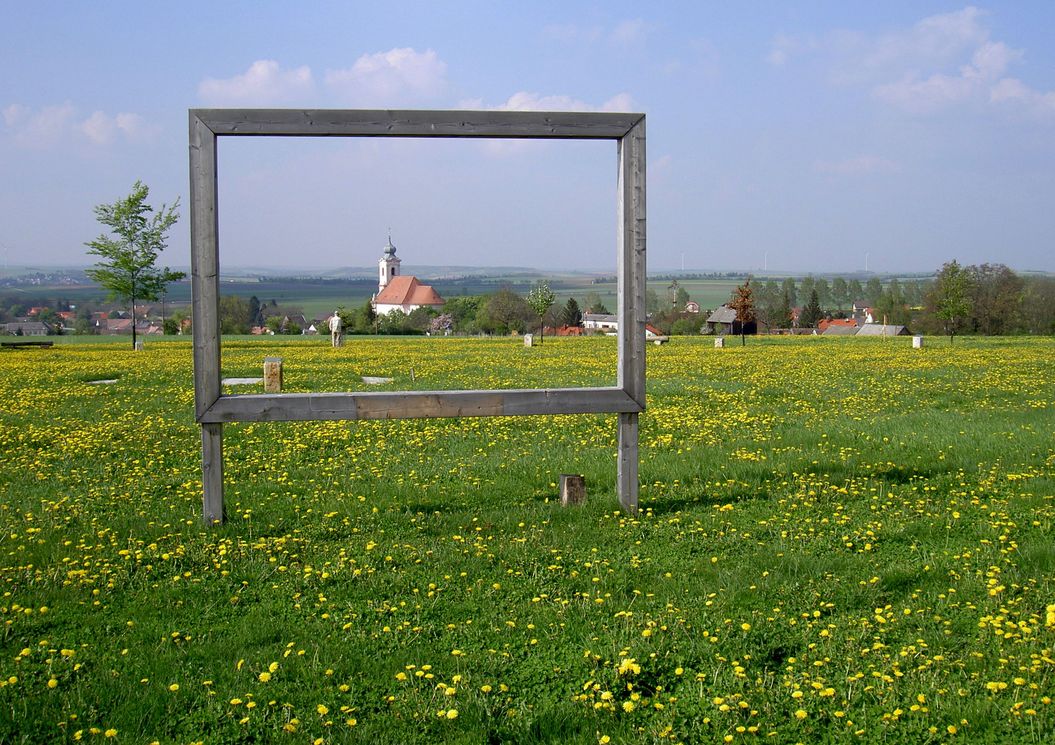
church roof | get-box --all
[374,275,444,306]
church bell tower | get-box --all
[378,232,401,292]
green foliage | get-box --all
[798,289,823,328]
[477,286,532,334]
[526,281,556,341]
[560,297,583,327]
[926,260,972,342]
[84,181,182,349]
[219,295,252,335]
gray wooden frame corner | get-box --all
[189,108,646,524]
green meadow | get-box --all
[1,335,1053,743]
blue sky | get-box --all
[2,1,1053,273]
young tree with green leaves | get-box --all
[85,181,183,349]
[526,280,556,343]
[927,260,973,343]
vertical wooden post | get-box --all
[190,111,224,525]
[617,117,645,514]
[201,423,224,525]
[559,474,586,506]
[618,413,639,513]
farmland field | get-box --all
[1,335,1053,744]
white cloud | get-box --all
[872,39,1026,113]
[2,103,29,127]
[2,102,149,148]
[481,91,634,113]
[198,60,314,106]
[774,6,1055,118]
[79,111,153,145]
[456,91,636,156]
[814,155,899,176]
[325,48,447,105]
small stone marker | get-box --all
[559,474,586,506]
[263,357,283,393]
[714,337,725,348]
[362,376,394,385]
[524,333,534,347]
[913,335,923,348]
[134,340,144,351]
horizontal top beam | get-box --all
[190,109,645,139]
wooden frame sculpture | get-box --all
[189,109,646,524]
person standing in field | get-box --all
[328,310,343,348]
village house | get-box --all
[3,320,52,336]
[705,305,757,336]
[582,313,618,332]
[819,318,859,335]
[371,235,445,315]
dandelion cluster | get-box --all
[0,335,1052,742]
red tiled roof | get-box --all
[374,275,444,306]
[818,318,859,332]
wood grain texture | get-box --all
[201,423,224,525]
[200,387,643,424]
[191,109,644,140]
[617,118,647,408]
[618,412,639,513]
[189,112,221,421]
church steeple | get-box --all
[378,231,401,291]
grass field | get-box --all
[1,335,1053,743]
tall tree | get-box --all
[815,277,831,310]
[526,280,556,343]
[847,279,864,305]
[728,280,756,346]
[85,181,182,349]
[967,263,1023,335]
[864,277,883,306]
[925,260,972,343]
[876,279,912,327]
[799,289,823,329]
[560,297,583,327]
[799,275,817,309]
[780,277,798,307]
[831,277,849,311]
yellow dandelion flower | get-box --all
[317,704,329,716]
[795,709,808,719]
[258,672,271,682]
[446,709,459,719]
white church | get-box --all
[371,235,445,315]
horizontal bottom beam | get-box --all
[199,387,643,423]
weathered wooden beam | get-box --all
[618,412,639,513]
[201,423,224,525]
[201,387,641,424]
[191,109,645,140]
[617,118,647,408]
[190,111,221,420]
